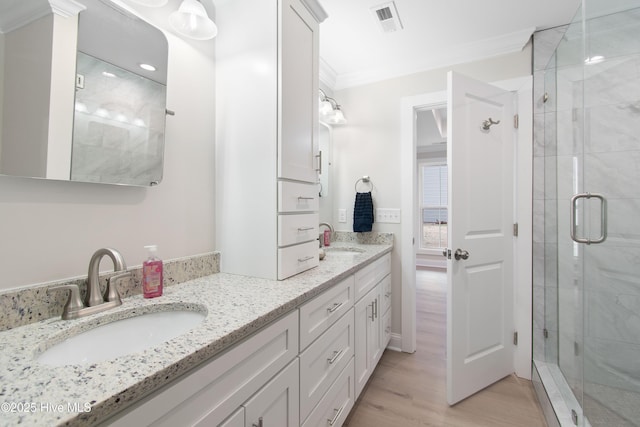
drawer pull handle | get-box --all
[369,303,375,321]
[297,226,314,231]
[328,404,346,426]
[252,417,263,427]
[373,298,378,319]
[298,196,315,200]
[327,349,344,365]
[327,302,343,313]
[298,255,315,262]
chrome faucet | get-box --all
[319,222,334,247]
[50,248,131,320]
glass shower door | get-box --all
[579,2,640,425]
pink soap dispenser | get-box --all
[143,245,163,298]
[323,229,331,247]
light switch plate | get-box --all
[376,208,401,223]
[338,208,347,223]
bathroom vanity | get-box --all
[0,239,392,427]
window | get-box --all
[419,163,448,250]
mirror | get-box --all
[318,122,333,224]
[0,0,168,186]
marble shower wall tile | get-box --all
[584,55,640,109]
[0,252,220,332]
[534,26,568,71]
[585,151,640,198]
[584,337,640,392]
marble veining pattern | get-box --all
[0,242,391,426]
[0,252,220,332]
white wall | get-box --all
[331,46,532,337]
[0,33,216,291]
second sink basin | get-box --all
[37,307,206,366]
[324,247,366,256]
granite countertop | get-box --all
[0,242,392,427]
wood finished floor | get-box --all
[344,268,547,427]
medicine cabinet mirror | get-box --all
[318,121,332,224]
[0,0,168,186]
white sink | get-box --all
[37,309,206,366]
[325,247,366,256]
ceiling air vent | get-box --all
[371,1,403,33]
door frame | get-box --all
[399,75,533,379]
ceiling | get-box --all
[317,0,582,90]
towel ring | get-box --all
[355,176,373,192]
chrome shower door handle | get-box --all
[454,249,469,260]
[570,193,607,244]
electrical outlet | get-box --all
[376,208,401,223]
[338,208,347,223]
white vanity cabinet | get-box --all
[100,253,391,427]
[242,359,300,427]
[100,311,299,427]
[354,255,391,398]
[215,0,327,281]
[354,283,382,398]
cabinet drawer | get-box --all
[103,311,299,427]
[278,240,319,280]
[302,358,355,427]
[354,254,390,301]
[380,274,391,315]
[278,213,319,247]
[300,308,354,422]
[299,275,354,351]
[278,180,319,213]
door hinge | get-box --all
[513,331,518,345]
[513,114,519,129]
[513,223,519,237]
[543,328,549,339]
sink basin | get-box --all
[325,247,366,256]
[37,309,206,366]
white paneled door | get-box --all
[446,71,515,405]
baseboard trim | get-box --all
[387,333,402,352]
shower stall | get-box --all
[532,0,640,426]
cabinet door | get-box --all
[279,0,319,183]
[218,407,244,427]
[354,284,381,398]
[244,359,299,427]
[367,285,383,369]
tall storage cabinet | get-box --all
[215,0,327,280]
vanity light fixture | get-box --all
[169,0,218,40]
[319,89,347,125]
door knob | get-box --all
[454,249,469,260]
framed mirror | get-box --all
[0,0,168,186]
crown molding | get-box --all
[332,27,535,90]
[49,0,86,18]
[319,56,338,91]
[0,0,84,33]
